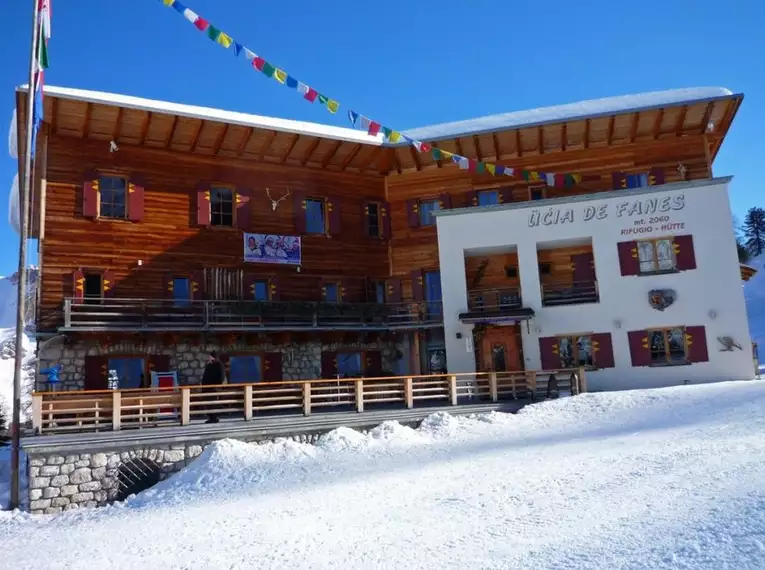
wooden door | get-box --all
[479,326,523,372]
[572,252,595,285]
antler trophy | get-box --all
[265,187,291,211]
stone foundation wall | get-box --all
[37,336,406,391]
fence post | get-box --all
[405,377,413,409]
[181,387,190,426]
[112,391,121,431]
[526,371,537,399]
[577,366,588,393]
[64,299,72,328]
[303,383,312,416]
[31,393,42,433]
[489,373,498,402]
[448,374,458,406]
[244,384,253,421]
[355,379,364,412]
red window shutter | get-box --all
[338,280,347,302]
[148,355,171,375]
[235,187,252,230]
[321,351,338,378]
[244,274,257,300]
[82,171,99,219]
[293,192,307,234]
[438,193,452,210]
[196,183,211,227]
[362,200,372,237]
[673,235,697,271]
[327,196,341,235]
[164,272,174,299]
[380,201,392,239]
[612,172,627,190]
[538,337,560,370]
[84,355,109,391]
[364,350,383,376]
[406,199,420,227]
[263,352,282,382]
[498,188,513,204]
[685,326,709,363]
[190,271,204,301]
[102,270,116,298]
[591,333,615,369]
[127,176,145,222]
[410,270,424,302]
[72,269,85,304]
[628,330,652,367]
[617,240,640,276]
[269,277,280,301]
[648,168,665,186]
[386,278,402,303]
[465,190,478,207]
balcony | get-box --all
[460,287,534,324]
[541,280,599,307]
[62,298,443,332]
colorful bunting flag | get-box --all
[159,0,587,187]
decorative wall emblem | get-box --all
[717,336,743,352]
[648,289,677,311]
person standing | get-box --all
[201,351,224,424]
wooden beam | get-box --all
[629,112,638,143]
[674,106,688,136]
[280,134,301,164]
[236,127,253,156]
[699,102,715,134]
[211,123,230,155]
[165,115,179,149]
[537,126,544,155]
[455,138,465,158]
[606,116,615,145]
[257,130,279,160]
[473,135,483,161]
[301,137,321,166]
[50,97,58,135]
[81,103,92,138]
[138,112,152,146]
[321,140,343,168]
[112,106,123,142]
[189,119,205,152]
[491,133,501,160]
[339,143,362,170]
[652,108,665,140]
[515,130,522,157]
[354,146,382,172]
[715,99,735,135]
[583,119,590,148]
[389,148,402,175]
[560,123,567,152]
[409,145,422,171]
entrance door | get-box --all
[571,252,595,285]
[479,325,523,372]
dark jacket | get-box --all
[201,360,224,386]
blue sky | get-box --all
[0,0,763,276]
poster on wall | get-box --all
[243,233,302,265]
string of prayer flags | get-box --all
[159,0,586,187]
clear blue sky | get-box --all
[0,0,763,276]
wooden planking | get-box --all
[537,244,593,285]
[465,252,519,291]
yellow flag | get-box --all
[274,69,287,84]
[325,98,339,114]
[485,163,496,175]
[163,0,174,6]
[572,173,582,184]
[389,131,401,143]
[216,33,233,48]
[441,150,453,160]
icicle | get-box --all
[8,109,18,159]
[8,173,20,234]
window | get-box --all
[210,187,234,227]
[173,277,191,307]
[424,270,442,318]
[374,281,386,304]
[99,176,127,219]
[253,280,269,301]
[418,200,440,226]
[229,355,262,383]
[538,263,551,276]
[557,336,593,368]
[366,202,382,238]
[529,186,546,201]
[337,352,363,378]
[505,266,518,279]
[323,283,339,302]
[649,328,687,364]
[305,198,326,234]
[637,238,676,274]
[84,273,102,303]
[477,190,499,207]
[626,173,648,189]
[107,358,146,390]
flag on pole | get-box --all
[31,0,51,159]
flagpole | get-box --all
[10,0,41,511]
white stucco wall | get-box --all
[435,178,754,391]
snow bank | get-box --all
[744,256,765,351]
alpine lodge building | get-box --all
[15,85,755,395]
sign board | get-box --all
[243,233,301,266]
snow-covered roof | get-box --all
[402,87,738,142]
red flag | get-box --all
[253,57,265,71]
[304,88,318,102]
[467,159,477,172]
[420,142,431,153]
[194,17,209,31]
[368,122,381,137]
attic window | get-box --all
[505,266,518,278]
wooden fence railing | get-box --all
[31,368,587,435]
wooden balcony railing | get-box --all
[467,287,523,312]
[62,298,443,332]
[30,368,587,435]
[541,280,599,307]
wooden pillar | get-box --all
[405,377,413,408]
[355,379,364,412]
[412,332,422,375]
[244,384,253,420]
[302,383,312,416]
[31,393,42,433]
[526,371,537,399]
[112,391,121,431]
[577,366,588,393]
[181,387,190,425]
[448,374,458,406]
[489,372,498,402]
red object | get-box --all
[612,172,627,190]
[235,187,252,230]
[304,88,318,103]
[196,183,211,226]
[380,201,392,239]
[420,143,431,153]
[465,190,478,207]
[410,270,424,302]
[84,356,108,391]
[591,333,615,368]
[685,326,709,363]
[327,196,342,235]
[467,159,477,172]
[82,171,99,219]
[244,273,258,300]
[572,252,596,286]
[674,235,697,271]
[406,199,420,227]
[72,269,85,304]
[648,168,665,186]
[499,188,513,204]
[164,272,174,299]
[253,57,265,71]
[127,176,145,222]
[628,330,651,367]
[364,351,382,375]
[368,122,381,137]
[263,352,282,382]
[293,192,307,234]
[190,271,204,301]
[321,352,338,378]
[269,277,280,301]
[193,17,209,31]
[386,278,402,303]
[438,193,452,210]
[102,269,115,298]
[617,240,640,276]
[538,337,560,370]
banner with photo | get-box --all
[243,233,301,265]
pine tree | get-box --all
[744,207,765,257]
[738,237,750,263]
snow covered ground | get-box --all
[744,256,765,352]
[2,380,765,569]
